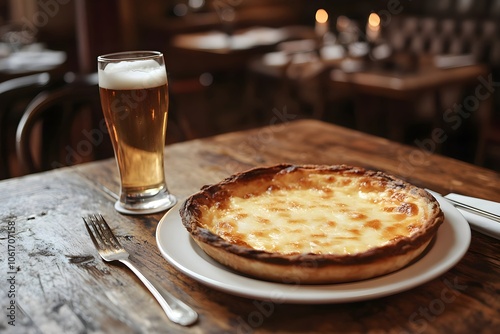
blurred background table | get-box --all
[329,55,491,144]
[0,45,67,80]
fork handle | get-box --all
[119,258,198,326]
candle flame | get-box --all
[368,13,380,28]
[315,9,328,23]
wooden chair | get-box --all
[0,72,60,179]
[15,73,114,175]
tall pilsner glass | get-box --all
[97,51,176,214]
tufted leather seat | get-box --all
[385,16,500,68]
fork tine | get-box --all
[83,215,103,251]
[87,214,123,250]
[95,214,122,249]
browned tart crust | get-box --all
[180,164,444,284]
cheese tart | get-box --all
[180,164,444,284]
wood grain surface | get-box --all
[1,119,498,333]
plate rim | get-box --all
[155,196,471,304]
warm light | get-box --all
[368,13,380,28]
[366,13,381,42]
[315,9,328,24]
[315,9,329,38]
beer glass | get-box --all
[97,51,176,214]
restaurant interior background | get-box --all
[1,0,499,180]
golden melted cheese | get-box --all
[200,173,430,255]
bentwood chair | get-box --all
[0,72,58,179]
[15,73,114,175]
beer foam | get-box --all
[98,59,167,90]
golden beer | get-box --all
[99,85,168,192]
[98,51,176,214]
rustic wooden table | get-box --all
[1,119,498,333]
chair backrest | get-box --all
[0,72,60,179]
[15,73,114,175]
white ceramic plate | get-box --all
[156,196,470,304]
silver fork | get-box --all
[83,214,198,326]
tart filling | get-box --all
[180,164,444,284]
